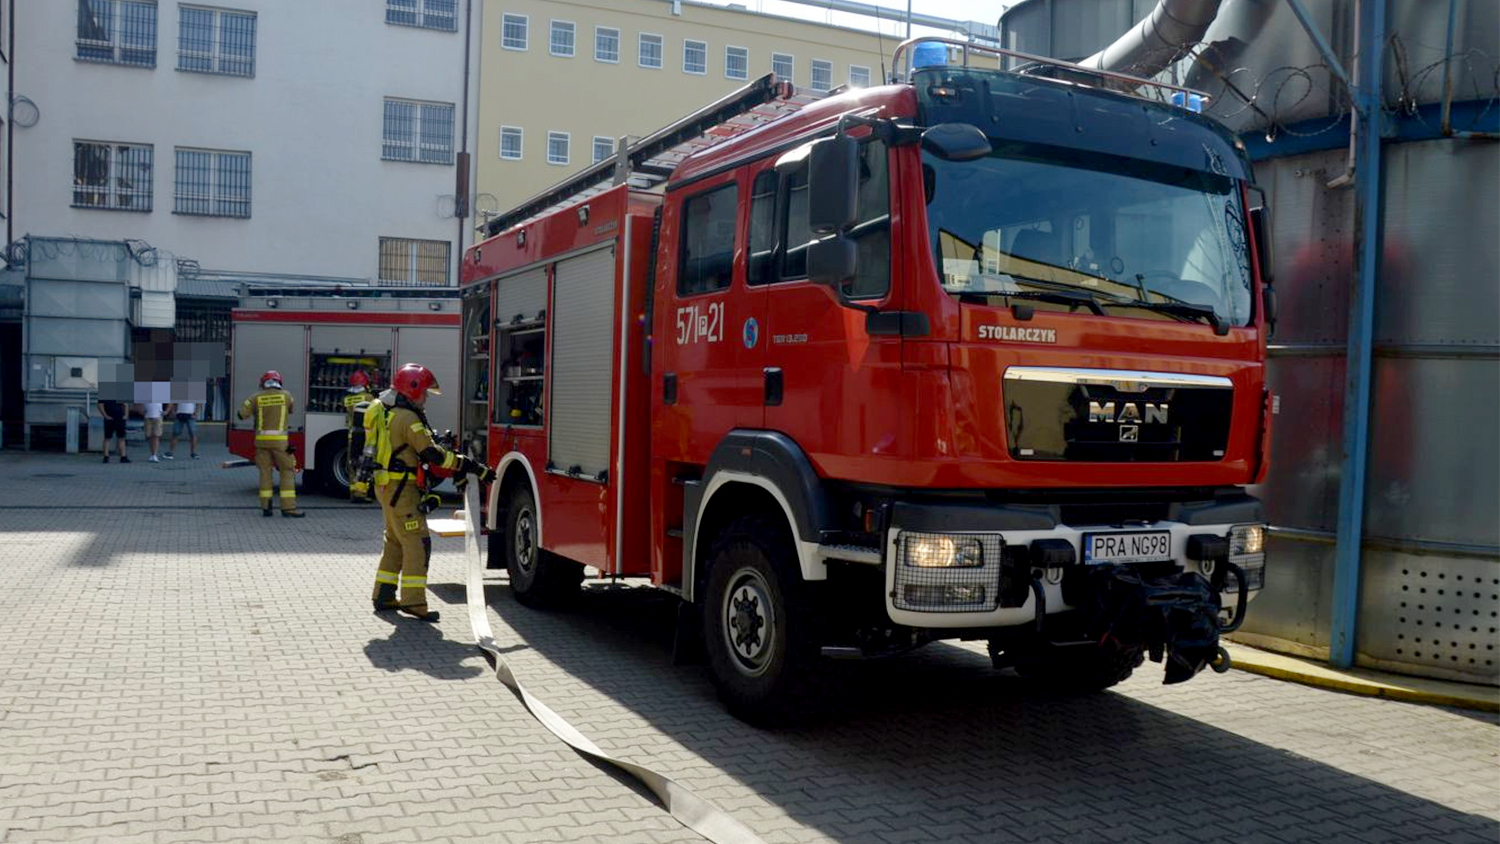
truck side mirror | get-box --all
[807,235,856,288]
[807,134,858,235]
[1249,199,1276,337]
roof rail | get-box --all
[480,73,806,238]
[890,36,1212,103]
[238,285,459,299]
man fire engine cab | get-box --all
[343,371,377,501]
[370,363,493,621]
[237,370,304,518]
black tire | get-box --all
[504,486,582,607]
[1014,642,1145,693]
[700,515,822,727]
[314,435,350,496]
[485,521,505,569]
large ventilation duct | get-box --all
[1079,0,1224,78]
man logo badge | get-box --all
[1119,425,1139,442]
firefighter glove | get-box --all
[418,493,442,515]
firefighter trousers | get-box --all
[254,441,299,513]
[372,479,432,614]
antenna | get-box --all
[873,4,888,84]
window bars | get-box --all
[386,0,457,32]
[383,99,455,164]
[378,237,451,286]
[178,6,256,77]
[77,0,158,67]
[173,148,251,217]
[72,141,154,211]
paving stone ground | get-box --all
[0,446,1496,844]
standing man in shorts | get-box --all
[97,397,130,463]
[142,398,165,462]
[164,400,200,460]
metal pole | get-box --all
[1439,0,1458,135]
[1329,0,1387,670]
[906,0,912,40]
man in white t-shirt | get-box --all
[166,400,200,460]
[142,400,165,462]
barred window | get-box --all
[77,0,157,67]
[638,33,662,68]
[499,126,522,160]
[771,52,792,81]
[386,0,456,32]
[501,13,526,50]
[383,98,455,164]
[550,20,574,57]
[683,39,706,75]
[72,140,154,211]
[725,45,748,80]
[592,136,614,164]
[547,132,570,166]
[811,59,832,92]
[173,148,251,218]
[850,65,871,88]
[594,26,619,62]
[379,237,451,286]
[178,6,255,77]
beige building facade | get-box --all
[475,0,895,213]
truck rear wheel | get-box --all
[504,486,582,607]
[700,515,821,726]
[315,435,350,496]
[1014,642,1145,693]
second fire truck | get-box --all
[459,39,1275,724]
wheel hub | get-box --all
[514,510,535,573]
[722,569,775,675]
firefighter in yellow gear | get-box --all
[371,363,492,621]
[237,370,305,518]
[342,370,378,501]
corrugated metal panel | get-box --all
[27,279,130,320]
[137,291,176,328]
[1258,151,1354,345]
[28,319,129,358]
[26,238,130,283]
[549,246,616,478]
[1234,534,1334,655]
[493,267,548,325]
[1263,353,1344,532]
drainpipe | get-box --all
[1329,0,1387,670]
[454,0,473,286]
[1079,0,1224,79]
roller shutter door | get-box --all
[494,266,547,324]
[548,245,616,478]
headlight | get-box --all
[904,534,983,568]
[1229,524,1264,556]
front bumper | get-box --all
[880,497,1265,630]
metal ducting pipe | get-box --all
[1080,0,1224,78]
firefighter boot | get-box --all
[397,536,439,622]
[372,573,398,612]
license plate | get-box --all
[1083,531,1172,564]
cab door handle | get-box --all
[763,367,783,406]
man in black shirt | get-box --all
[97,399,130,463]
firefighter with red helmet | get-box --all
[342,370,378,501]
[370,362,492,620]
[236,370,305,518]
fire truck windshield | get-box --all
[923,144,1253,327]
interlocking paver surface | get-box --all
[1,446,1496,843]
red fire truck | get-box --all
[459,39,1275,724]
[229,287,460,494]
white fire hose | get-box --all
[460,483,765,844]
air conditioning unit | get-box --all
[54,357,99,389]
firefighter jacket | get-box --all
[343,389,376,429]
[380,404,465,485]
[238,388,295,445]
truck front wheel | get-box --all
[701,515,821,726]
[504,486,581,607]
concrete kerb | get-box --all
[1224,641,1500,712]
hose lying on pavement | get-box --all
[460,483,766,844]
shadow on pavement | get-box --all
[427,578,1500,844]
[363,616,486,681]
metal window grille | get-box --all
[725,45,748,80]
[378,237,450,286]
[639,33,661,68]
[811,59,832,92]
[850,65,870,88]
[174,300,231,343]
[771,52,792,81]
[386,0,456,32]
[499,126,523,160]
[501,13,526,49]
[592,136,614,164]
[383,98,454,164]
[547,132,569,166]
[683,39,706,74]
[77,0,157,67]
[72,141,154,211]
[173,148,250,217]
[177,6,255,77]
[550,20,574,56]
[594,26,618,62]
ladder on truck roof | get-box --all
[480,73,815,238]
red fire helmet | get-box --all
[349,370,370,389]
[392,363,441,402]
[260,370,283,388]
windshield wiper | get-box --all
[959,288,1105,316]
[1109,300,1230,335]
